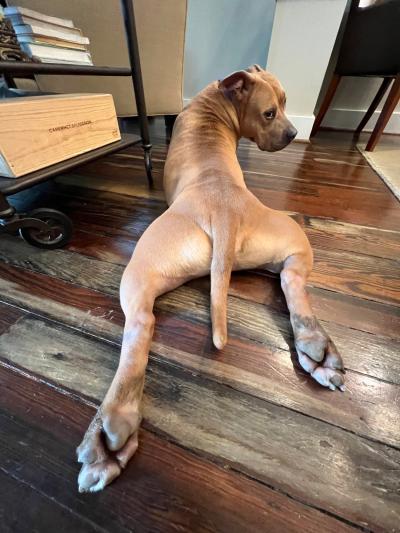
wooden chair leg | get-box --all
[366,74,400,151]
[355,77,393,133]
[310,74,341,137]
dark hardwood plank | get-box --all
[0,366,360,532]
[57,170,164,201]
[63,226,400,340]
[62,136,400,230]
[11,147,399,261]
[67,165,400,230]
[68,230,135,265]
[212,272,400,341]
[0,241,398,385]
[15,182,398,307]
[0,362,357,533]
[307,285,400,340]
[0,260,399,449]
[302,216,400,261]
[66,225,400,308]
[2,122,399,533]
[311,248,400,306]
[0,316,398,531]
[0,301,24,334]
[249,183,400,231]
[106,140,386,193]
[0,471,99,533]
[44,140,400,231]
[59,195,398,263]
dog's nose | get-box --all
[285,127,297,143]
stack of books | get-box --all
[0,5,30,62]
[4,6,93,66]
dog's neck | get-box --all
[192,82,242,143]
[164,82,247,203]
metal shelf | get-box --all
[0,0,153,244]
[0,61,132,77]
[0,133,140,195]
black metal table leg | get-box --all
[120,0,153,187]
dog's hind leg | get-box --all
[76,210,211,492]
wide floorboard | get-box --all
[1,123,399,532]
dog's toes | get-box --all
[323,340,345,372]
[115,431,139,468]
[77,418,106,465]
[297,349,318,374]
[311,366,345,391]
[77,406,142,492]
[296,331,326,362]
[295,334,345,392]
[78,459,121,493]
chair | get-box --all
[311,0,400,151]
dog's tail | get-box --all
[210,215,238,350]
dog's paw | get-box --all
[77,406,141,492]
[293,314,345,391]
[78,459,121,493]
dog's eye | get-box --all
[264,109,276,120]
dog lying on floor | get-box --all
[77,65,345,492]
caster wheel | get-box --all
[19,208,73,249]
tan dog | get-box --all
[77,65,345,492]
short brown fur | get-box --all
[76,66,345,492]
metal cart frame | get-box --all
[0,0,153,248]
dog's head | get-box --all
[218,65,297,151]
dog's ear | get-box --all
[246,64,263,73]
[218,70,255,102]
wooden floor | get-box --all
[1,121,399,532]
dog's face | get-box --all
[218,65,297,151]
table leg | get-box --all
[120,0,153,187]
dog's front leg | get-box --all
[280,252,345,391]
[77,270,156,493]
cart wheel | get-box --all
[19,208,73,249]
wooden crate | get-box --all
[0,93,121,177]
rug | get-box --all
[357,136,400,201]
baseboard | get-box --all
[183,98,314,141]
[323,108,400,134]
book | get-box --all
[8,15,83,36]
[13,23,89,45]
[0,6,31,62]
[17,34,87,51]
[21,42,92,65]
[4,6,74,28]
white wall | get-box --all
[266,0,348,139]
[183,0,276,101]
